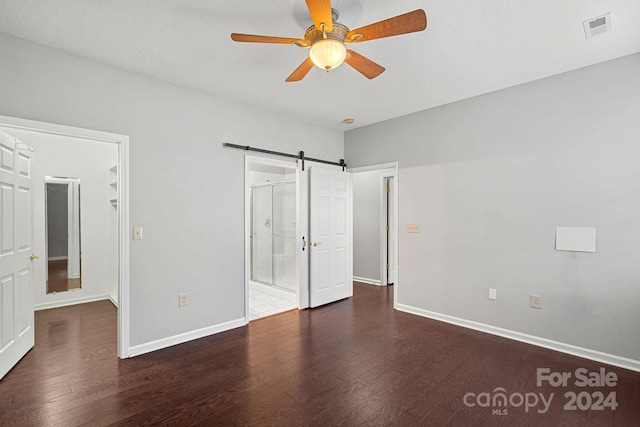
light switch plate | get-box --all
[488,288,497,300]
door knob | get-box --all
[30,254,39,261]
[313,242,322,247]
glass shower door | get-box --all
[251,185,272,285]
[272,182,296,291]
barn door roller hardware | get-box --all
[223,143,346,171]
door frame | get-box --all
[0,115,131,358]
[381,175,395,286]
[349,162,399,305]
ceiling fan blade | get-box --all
[231,33,308,45]
[286,57,315,82]
[347,9,427,43]
[344,50,385,79]
[305,0,333,32]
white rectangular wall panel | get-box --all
[556,227,596,253]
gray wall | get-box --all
[46,184,68,259]
[352,171,381,282]
[0,33,343,347]
[345,53,640,361]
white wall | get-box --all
[0,127,118,308]
[345,53,640,365]
[0,33,343,350]
[352,170,381,283]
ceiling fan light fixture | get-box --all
[309,39,346,71]
[231,5,427,82]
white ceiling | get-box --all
[1,0,639,130]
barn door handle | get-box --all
[302,236,307,251]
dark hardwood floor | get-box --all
[1,283,638,426]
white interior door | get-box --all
[0,131,35,380]
[309,166,352,308]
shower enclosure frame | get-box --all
[244,155,306,323]
[250,180,297,293]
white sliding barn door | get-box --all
[309,167,352,308]
[0,131,35,380]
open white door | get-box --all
[0,131,35,380]
[309,166,352,308]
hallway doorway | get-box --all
[0,115,130,359]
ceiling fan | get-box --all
[230,0,427,82]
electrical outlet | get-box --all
[530,294,541,309]
[407,223,420,233]
[133,227,143,240]
[488,288,497,300]
[179,293,188,307]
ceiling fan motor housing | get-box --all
[304,21,349,45]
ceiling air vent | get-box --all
[583,13,612,39]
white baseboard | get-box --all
[109,297,118,308]
[35,294,111,311]
[128,318,247,358]
[47,256,68,261]
[353,276,382,286]
[396,303,640,373]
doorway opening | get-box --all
[350,163,399,303]
[382,176,396,286]
[0,115,130,359]
[245,156,298,320]
[243,154,358,318]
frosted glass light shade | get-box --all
[309,39,347,71]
